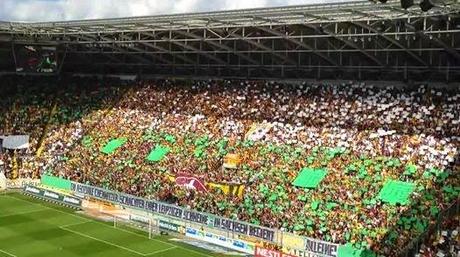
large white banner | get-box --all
[1,135,30,149]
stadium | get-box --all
[0,0,459,257]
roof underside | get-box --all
[1,1,459,34]
[0,0,460,82]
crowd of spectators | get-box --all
[415,216,459,257]
[0,76,124,179]
[0,77,458,256]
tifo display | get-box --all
[0,77,459,257]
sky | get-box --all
[0,0,350,22]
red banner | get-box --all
[175,173,208,192]
[255,246,296,257]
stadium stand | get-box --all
[0,0,459,256]
[0,77,458,256]
[415,216,459,257]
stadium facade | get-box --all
[0,0,459,81]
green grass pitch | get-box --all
[0,193,240,257]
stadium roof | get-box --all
[0,0,459,82]
[1,1,459,34]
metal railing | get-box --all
[70,181,341,256]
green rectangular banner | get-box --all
[41,175,72,191]
[378,180,415,205]
[101,138,127,154]
[146,145,170,162]
[293,168,328,189]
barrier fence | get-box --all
[5,178,40,189]
[24,185,82,208]
[70,181,341,257]
[14,179,459,257]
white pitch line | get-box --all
[0,249,17,257]
[145,246,177,256]
[8,195,215,257]
[60,226,148,256]
[60,220,92,229]
[61,223,177,257]
[112,225,215,257]
[109,225,178,248]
